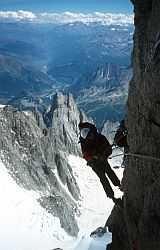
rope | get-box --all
[126,153,160,162]
[109,153,124,159]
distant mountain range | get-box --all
[47,22,133,84]
[0,38,44,66]
[0,54,54,100]
[0,21,134,84]
[68,63,132,126]
[0,20,134,125]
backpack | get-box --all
[78,122,112,161]
[114,120,128,148]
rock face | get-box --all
[44,92,93,154]
[0,92,91,237]
[106,1,160,249]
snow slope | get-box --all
[0,161,71,250]
[0,151,123,250]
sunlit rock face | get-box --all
[0,93,91,237]
[106,1,160,249]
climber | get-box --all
[113,119,129,154]
[78,122,123,207]
[113,119,129,166]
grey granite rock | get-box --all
[107,1,160,249]
[0,92,92,237]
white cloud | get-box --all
[39,12,134,25]
[0,10,37,21]
[0,10,134,26]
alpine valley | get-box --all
[0,15,134,126]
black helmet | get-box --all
[78,122,97,133]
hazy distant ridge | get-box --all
[0,10,134,25]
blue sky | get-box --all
[0,0,133,14]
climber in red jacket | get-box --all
[78,122,122,206]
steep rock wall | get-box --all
[0,92,90,237]
[106,1,160,249]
